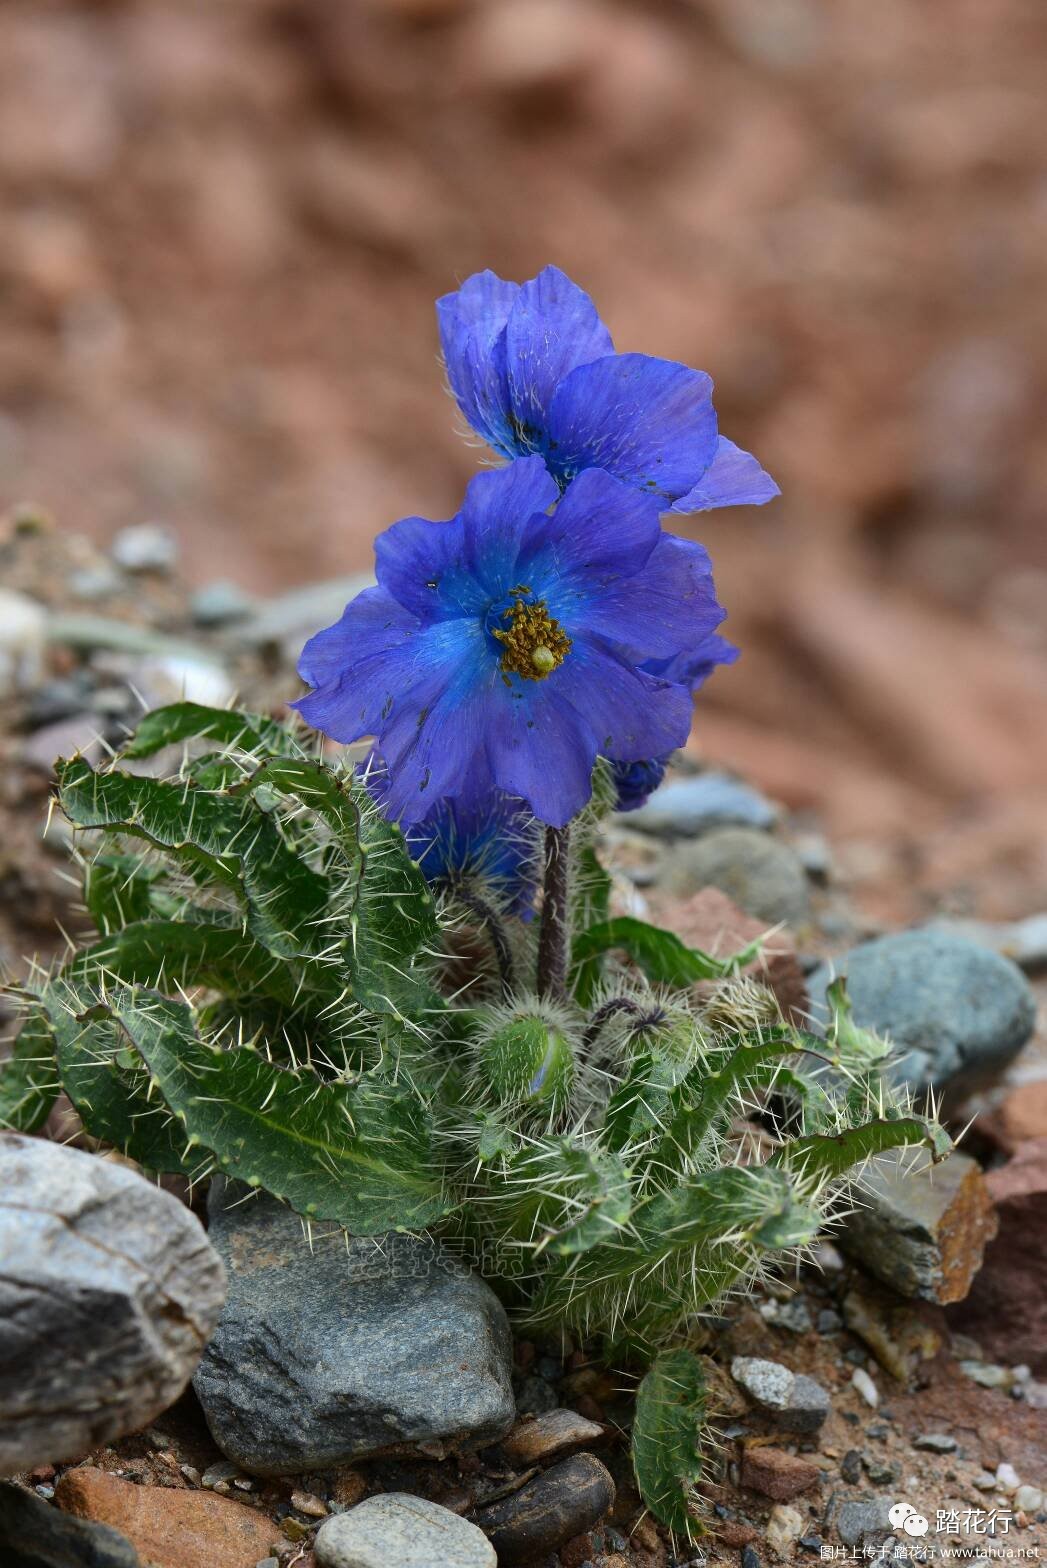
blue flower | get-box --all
[611,756,670,813]
[437,266,779,514]
[362,755,538,916]
[294,456,734,828]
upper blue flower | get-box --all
[294,456,734,828]
[437,265,780,514]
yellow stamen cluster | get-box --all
[493,596,572,682]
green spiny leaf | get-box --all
[120,702,300,761]
[772,1114,952,1183]
[571,917,758,1001]
[632,1348,707,1537]
[65,918,305,1009]
[0,1005,60,1132]
[112,987,450,1232]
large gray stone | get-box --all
[194,1184,515,1476]
[0,1134,226,1476]
[0,1480,140,1568]
[627,774,777,838]
[314,1494,495,1568]
[660,826,810,926]
[807,928,1036,1096]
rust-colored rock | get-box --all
[947,1138,1047,1373]
[501,1408,605,1466]
[983,1081,1047,1153]
[839,1149,998,1303]
[740,1445,822,1501]
[55,1466,278,1568]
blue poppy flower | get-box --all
[611,756,670,813]
[294,456,734,828]
[437,266,779,514]
[361,754,538,916]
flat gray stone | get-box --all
[807,928,1035,1096]
[730,1357,830,1433]
[0,1134,226,1476]
[0,1480,140,1568]
[314,1494,495,1568]
[661,827,810,926]
[194,1184,514,1476]
[627,774,777,837]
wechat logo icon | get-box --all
[889,1502,930,1537]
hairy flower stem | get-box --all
[536,824,571,1003]
[452,888,515,997]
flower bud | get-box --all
[480,1014,574,1116]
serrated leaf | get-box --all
[631,1164,820,1261]
[0,1006,59,1132]
[65,918,304,1008]
[632,1348,707,1537]
[495,1138,633,1256]
[112,987,450,1232]
[120,702,299,761]
[571,917,758,1001]
[83,854,164,933]
[772,1114,952,1182]
[57,757,330,963]
[39,982,191,1173]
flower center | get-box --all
[492,587,571,683]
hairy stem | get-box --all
[582,996,648,1053]
[536,824,571,1003]
[452,887,515,997]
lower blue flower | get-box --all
[362,755,537,916]
[294,456,734,828]
[611,756,670,812]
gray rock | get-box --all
[472,1452,615,1566]
[68,564,123,602]
[627,774,777,838]
[730,1357,830,1433]
[315,1494,495,1568]
[0,1134,226,1475]
[929,915,1047,976]
[806,929,1035,1096]
[236,574,374,658]
[0,589,46,694]
[835,1499,892,1548]
[110,522,179,573]
[0,1479,140,1567]
[838,1148,998,1304]
[661,827,810,925]
[194,1185,514,1476]
[913,1433,958,1453]
[190,581,254,627]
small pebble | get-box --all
[201,1460,243,1488]
[742,1546,761,1568]
[973,1472,997,1492]
[111,522,179,573]
[1014,1484,1043,1512]
[841,1451,863,1484]
[291,1489,328,1518]
[995,1462,1020,1492]
[817,1309,842,1334]
[960,1360,1013,1389]
[851,1367,879,1407]
[913,1433,958,1453]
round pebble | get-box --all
[315,1494,495,1568]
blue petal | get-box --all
[505,266,614,440]
[458,457,560,599]
[518,467,662,591]
[671,436,780,513]
[544,353,719,500]
[547,529,728,665]
[296,586,417,693]
[644,630,739,690]
[436,270,518,455]
[487,640,692,825]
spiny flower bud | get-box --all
[481,1012,574,1117]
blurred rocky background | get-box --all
[2,0,1047,923]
